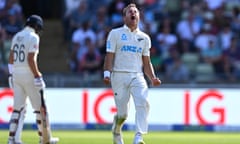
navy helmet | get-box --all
[25,15,43,33]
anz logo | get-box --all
[121,45,142,53]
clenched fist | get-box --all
[151,77,161,86]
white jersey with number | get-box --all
[11,26,39,72]
[106,25,151,73]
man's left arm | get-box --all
[142,56,161,86]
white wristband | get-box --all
[104,71,111,78]
[8,64,13,74]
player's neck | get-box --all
[126,24,137,32]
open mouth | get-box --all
[131,16,135,20]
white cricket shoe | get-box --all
[113,133,124,144]
[8,141,22,144]
[133,133,145,144]
[8,142,22,144]
[40,137,59,144]
[7,138,22,144]
[49,137,59,144]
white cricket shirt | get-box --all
[106,25,151,73]
[11,26,39,72]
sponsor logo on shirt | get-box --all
[121,34,127,41]
[121,45,142,53]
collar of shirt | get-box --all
[123,25,139,33]
[24,26,36,33]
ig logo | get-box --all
[0,89,13,123]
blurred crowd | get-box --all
[0,0,240,86]
[0,0,23,85]
[63,0,240,84]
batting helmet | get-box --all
[25,15,43,33]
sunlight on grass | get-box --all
[0,130,240,144]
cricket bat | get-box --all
[40,89,51,144]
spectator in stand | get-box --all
[156,23,177,60]
[176,10,201,53]
[202,11,218,35]
[0,23,8,85]
[91,6,110,53]
[162,48,180,74]
[166,56,190,82]
[211,5,228,34]
[0,0,6,10]
[158,17,176,35]
[68,0,91,38]
[195,23,217,53]
[230,6,240,34]
[71,20,96,51]
[2,8,23,38]
[70,20,96,71]
[91,6,110,34]
[107,0,127,27]
[223,36,240,81]
[0,0,11,22]
[1,8,23,69]
[219,23,234,52]
[200,39,226,80]
[87,0,110,13]
[203,0,226,11]
[62,0,82,41]
[0,23,7,62]
[78,37,101,72]
[0,0,23,23]
[8,0,23,21]
[78,37,102,85]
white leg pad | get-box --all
[8,106,26,143]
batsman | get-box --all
[7,15,59,144]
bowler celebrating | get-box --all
[103,3,161,144]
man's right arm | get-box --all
[28,52,41,78]
[103,52,114,85]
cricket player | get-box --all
[7,15,59,144]
[103,3,161,144]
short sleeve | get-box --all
[142,35,151,56]
[29,34,39,53]
[106,30,116,53]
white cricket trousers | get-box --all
[111,72,149,134]
[12,70,41,111]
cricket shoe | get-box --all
[133,133,145,144]
[40,137,59,144]
[8,142,23,144]
[7,138,23,144]
[7,141,23,144]
[113,133,124,144]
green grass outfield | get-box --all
[0,130,240,144]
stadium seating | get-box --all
[181,52,199,77]
[194,63,216,83]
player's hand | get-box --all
[151,77,161,86]
[103,77,111,85]
[103,71,111,85]
[34,77,46,90]
[8,75,13,88]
